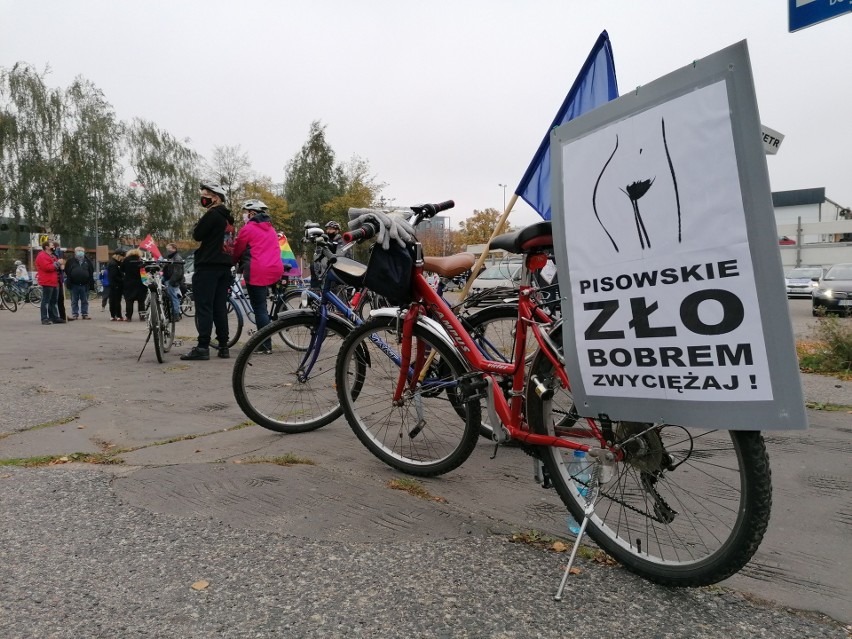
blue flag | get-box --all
[515,31,619,220]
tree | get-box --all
[321,154,385,221]
[206,144,253,205]
[457,208,511,246]
[283,120,342,236]
[127,118,200,239]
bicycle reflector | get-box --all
[527,253,548,271]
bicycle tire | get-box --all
[336,315,481,477]
[27,286,42,306]
[355,290,390,320]
[1,287,18,312]
[232,312,357,433]
[161,293,175,352]
[525,327,772,587]
[180,290,195,317]
[149,293,164,363]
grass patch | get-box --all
[387,477,447,503]
[797,316,852,380]
[804,401,852,412]
[240,453,316,466]
[0,452,124,467]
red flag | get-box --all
[139,234,161,259]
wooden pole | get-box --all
[457,192,520,301]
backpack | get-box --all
[222,219,236,256]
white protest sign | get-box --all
[550,41,806,430]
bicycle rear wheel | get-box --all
[160,293,175,352]
[232,313,355,433]
[149,293,164,363]
[336,315,481,477]
[180,289,195,317]
[27,286,42,306]
[525,329,772,587]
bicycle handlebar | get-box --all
[342,220,380,243]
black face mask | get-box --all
[200,196,213,208]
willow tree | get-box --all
[127,118,200,239]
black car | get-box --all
[811,263,852,316]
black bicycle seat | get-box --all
[490,221,552,254]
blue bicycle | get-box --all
[230,208,521,435]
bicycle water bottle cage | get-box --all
[490,221,553,255]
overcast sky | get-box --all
[2,0,850,229]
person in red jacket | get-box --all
[35,241,66,325]
[232,199,284,352]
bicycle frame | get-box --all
[396,247,603,453]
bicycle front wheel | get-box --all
[525,331,772,587]
[160,293,175,352]
[180,289,194,317]
[336,315,481,477]
[27,286,42,306]
[1,287,18,312]
[232,313,352,433]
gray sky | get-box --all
[2,0,850,229]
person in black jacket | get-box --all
[64,246,96,320]
[106,249,125,321]
[181,181,235,361]
[121,248,146,321]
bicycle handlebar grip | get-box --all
[342,220,379,243]
[433,200,455,213]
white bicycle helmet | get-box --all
[199,181,227,200]
[242,199,268,212]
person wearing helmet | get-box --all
[181,181,235,361]
[14,260,30,284]
[309,220,352,288]
[233,199,284,352]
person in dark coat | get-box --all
[106,250,126,321]
[121,248,146,321]
[64,246,96,320]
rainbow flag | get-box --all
[279,234,301,277]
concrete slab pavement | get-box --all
[0,304,849,636]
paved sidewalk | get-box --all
[0,306,849,637]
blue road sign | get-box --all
[789,0,852,32]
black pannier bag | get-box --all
[362,242,416,305]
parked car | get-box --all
[468,261,523,306]
[811,263,852,316]
[784,266,825,298]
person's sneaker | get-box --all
[258,346,272,354]
[68,316,78,321]
[180,347,210,361]
[82,315,91,320]
[41,319,53,325]
[173,314,181,322]
[51,318,65,324]
[217,347,230,359]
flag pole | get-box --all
[457,192,519,301]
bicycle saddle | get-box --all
[490,221,552,254]
[423,252,476,278]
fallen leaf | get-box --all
[194,449,202,453]
[552,541,568,553]
[569,567,582,575]
[77,425,85,429]
[190,580,209,590]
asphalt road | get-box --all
[0,299,849,638]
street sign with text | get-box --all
[789,0,852,32]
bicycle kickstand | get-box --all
[554,500,594,601]
[136,329,153,362]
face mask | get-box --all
[75,251,84,258]
[200,196,213,208]
[242,212,250,223]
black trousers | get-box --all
[192,268,231,349]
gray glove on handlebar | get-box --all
[348,209,416,250]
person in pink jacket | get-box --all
[232,200,284,352]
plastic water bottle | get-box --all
[566,450,591,535]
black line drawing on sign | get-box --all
[592,118,682,253]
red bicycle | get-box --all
[335,202,772,589]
